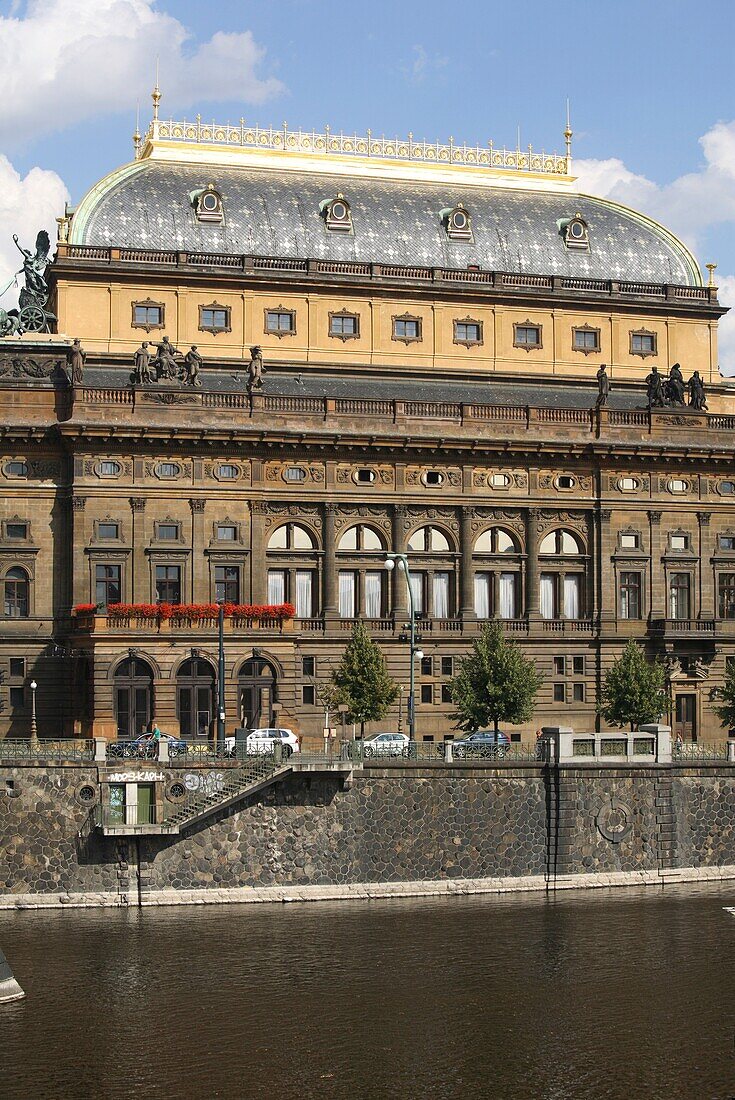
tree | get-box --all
[332,621,398,736]
[598,641,669,731]
[713,659,735,731]
[448,621,542,733]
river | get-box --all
[0,884,733,1099]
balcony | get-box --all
[72,612,294,637]
[649,618,716,639]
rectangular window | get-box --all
[6,522,27,539]
[720,536,735,551]
[295,570,314,618]
[619,572,641,620]
[499,573,516,619]
[553,656,566,676]
[631,331,656,355]
[620,533,639,550]
[155,565,181,604]
[265,310,295,334]
[199,307,230,332]
[573,328,600,352]
[433,572,450,619]
[441,684,452,703]
[670,535,689,551]
[540,573,556,620]
[454,321,482,344]
[421,684,433,704]
[572,683,585,703]
[474,573,491,619]
[157,524,179,540]
[338,571,356,619]
[563,575,581,619]
[133,303,163,328]
[553,683,565,703]
[719,574,735,619]
[441,656,453,676]
[421,656,433,677]
[96,563,121,607]
[9,657,24,678]
[216,525,237,541]
[98,523,119,540]
[573,656,585,676]
[514,324,541,348]
[669,572,691,620]
[268,570,286,606]
[215,565,239,604]
[302,685,316,705]
[393,317,421,341]
[364,571,383,618]
[329,313,358,338]
[302,656,315,677]
[409,573,424,615]
[9,686,24,708]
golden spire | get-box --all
[706,262,718,287]
[152,58,161,121]
[133,101,141,158]
[564,98,573,169]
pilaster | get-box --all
[460,506,476,619]
[129,498,146,603]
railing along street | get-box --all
[0,739,94,762]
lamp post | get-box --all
[216,600,225,747]
[30,680,38,746]
[384,553,421,741]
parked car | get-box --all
[224,728,300,758]
[362,732,411,758]
[108,732,188,759]
[450,731,510,759]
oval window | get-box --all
[5,461,28,478]
[422,470,444,487]
[570,220,585,239]
[331,200,348,221]
[555,475,576,490]
[354,468,376,484]
[201,191,219,212]
[668,479,688,493]
[216,463,239,480]
[284,467,306,483]
[618,477,639,491]
[452,210,467,230]
[156,462,181,479]
[98,460,121,477]
[720,481,735,496]
[491,473,510,488]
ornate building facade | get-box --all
[0,108,732,743]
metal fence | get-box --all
[673,742,732,762]
[0,739,94,763]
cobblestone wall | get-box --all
[673,771,735,867]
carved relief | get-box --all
[332,506,392,535]
[538,472,592,491]
[535,510,588,535]
[469,509,525,537]
[473,471,528,489]
[264,462,325,485]
[259,503,321,529]
[401,506,459,533]
[0,355,67,380]
[406,467,462,488]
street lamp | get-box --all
[216,600,225,747]
[29,680,38,745]
[384,553,421,740]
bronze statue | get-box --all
[13,231,51,299]
[0,231,55,335]
[183,346,203,386]
[70,339,85,384]
[248,345,265,390]
[646,366,665,408]
[133,341,153,384]
[688,370,707,411]
[153,336,180,381]
[595,363,610,408]
[666,363,686,406]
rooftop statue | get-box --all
[595,363,610,408]
[248,345,265,391]
[666,362,686,406]
[0,230,56,336]
[182,346,203,386]
[688,370,707,411]
[153,336,181,381]
[645,366,665,408]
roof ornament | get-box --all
[133,102,141,159]
[152,58,162,122]
[706,262,717,287]
[564,99,573,171]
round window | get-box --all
[669,479,688,493]
[168,781,186,800]
[618,477,639,491]
[284,467,307,483]
[422,471,444,487]
[452,210,467,230]
[331,201,347,221]
[555,475,576,490]
[156,462,181,479]
[98,461,121,477]
[720,481,735,496]
[201,191,219,212]
[75,782,98,808]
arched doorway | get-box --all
[114,657,154,739]
[238,657,277,729]
[177,658,215,740]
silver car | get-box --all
[362,732,411,758]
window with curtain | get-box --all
[364,571,383,617]
[620,572,641,619]
[719,573,735,619]
[474,573,491,619]
[433,572,450,619]
[339,571,356,618]
[295,571,313,618]
[669,573,690,620]
[540,574,555,619]
[4,567,29,618]
[267,570,285,605]
[409,572,424,614]
[563,575,581,619]
[499,573,516,619]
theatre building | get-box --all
[1,104,733,744]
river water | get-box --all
[1,884,734,1099]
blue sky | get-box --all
[3,0,735,359]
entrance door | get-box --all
[675,694,697,743]
[239,658,276,728]
[114,658,154,738]
[177,659,215,740]
[136,783,154,826]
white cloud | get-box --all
[0,156,68,311]
[0,0,284,149]
[402,44,448,86]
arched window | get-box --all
[267,523,316,550]
[538,530,586,620]
[239,657,277,729]
[473,529,522,619]
[4,567,29,618]
[114,657,154,739]
[407,525,451,552]
[337,524,385,551]
[539,529,584,555]
[177,658,215,740]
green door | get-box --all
[109,784,125,825]
[136,783,154,826]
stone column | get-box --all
[599,508,615,623]
[698,512,713,619]
[129,498,146,603]
[71,496,87,606]
[459,506,476,619]
[525,508,540,619]
[392,505,408,619]
[189,499,207,603]
[323,504,338,618]
[250,502,268,605]
[648,510,664,620]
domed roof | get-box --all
[69,158,701,286]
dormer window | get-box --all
[193,185,224,224]
[561,213,590,251]
[321,193,352,232]
[442,203,473,242]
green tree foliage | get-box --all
[332,621,398,735]
[713,660,735,731]
[598,641,669,731]
[448,621,543,733]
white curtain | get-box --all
[267,570,285,605]
[409,573,423,614]
[433,572,450,619]
[295,571,313,618]
[365,572,382,618]
[540,574,555,620]
[499,573,516,619]
[339,571,355,618]
[563,574,580,619]
[474,573,491,619]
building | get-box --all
[0,98,733,745]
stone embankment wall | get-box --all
[2,762,735,906]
